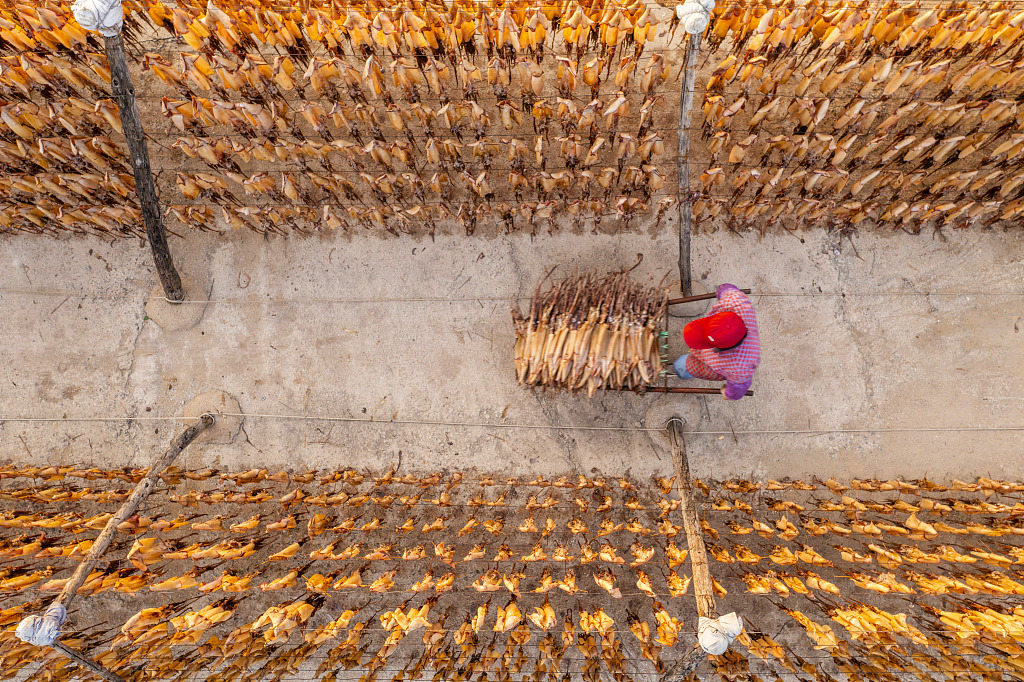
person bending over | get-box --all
[671,283,760,401]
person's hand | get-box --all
[721,386,728,399]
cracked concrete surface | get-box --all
[1,227,1022,479]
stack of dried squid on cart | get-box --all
[512,272,667,396]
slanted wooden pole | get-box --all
[27,415,212,682]
[54,415,213,607]
[104,32,184,302]
[668,418,716,618]
[663,416,717,680]
[51,641,126,682]
[676,32,702,297]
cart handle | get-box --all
[648,386,753,396]
[667,289,751,305]
[611,386,754,396]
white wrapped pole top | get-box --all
[72,0,124,37]
[15,603,67,646]
[698,613,743,655]
[676,0,716,34]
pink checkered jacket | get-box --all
[685,284,761,400]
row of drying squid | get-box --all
[702,101,1024,172]
[142,0,669,62]
[159,101,666,168]
[2,534,1023,599]
[0,130,128,175]
[4,495,1023,526]
[3,592,682,682]
[144,50,674,106]
[6,477,1024,515]
[146,0,1024,237]
[694,0,1024,232]
[6,0,1024,235]
[707,1,1024,60]
[703,63,1024,133]
[1,477,1024,679]
[11,0,667,111]
[0,52,112,103]
[0,76,142,233]
[0,580,1022,682]
[165,197,658,236]
[0,1,135,234]
[691,194,1017,233]
[0,202,143,237]
[0,592,684,682]
[729,600,1020,682]
[0,0,680,236]
[706,10,1024,105]
[5,509,1024,565]
[695,100,1024,229]
[4,465,1019,494]
[0,557,700,598]
[4,471,1024,603]
[170,164,667,203]
[4,474,1024,514]
[2,503,1023,563]
[0,1,146,56]
[157,94,671,228]
[143,0,1024,241]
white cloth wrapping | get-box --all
[676,0,716,34]
[16,603,67,646]
[698,612,743,655]
[72,0,124,37]
[682,11,709,34]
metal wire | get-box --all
[2,288,1023,304]
[5,412,1023,437]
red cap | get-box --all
[683,311,747,350]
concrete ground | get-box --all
[1,225,1022,480]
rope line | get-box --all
[1,290,1021,304]
[1,412,1022,436]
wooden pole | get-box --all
[28,416,212,682]
[104,32,184,303]
[676,32,702,298]
[662,417,717,682]
[54,415,213,608]
[668,418,716,618]
[51,641,126,682]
